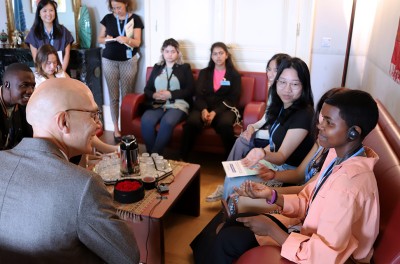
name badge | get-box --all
[221,79,230,86]
[126,49,132,59]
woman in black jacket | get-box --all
[141,38,194,155]
[181,42,241,159]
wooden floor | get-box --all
[100,131,225,264]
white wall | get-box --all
[362,0,400,124]
[304,0,400,124]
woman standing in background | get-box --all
[25,0,74,72]
[98,0,144,142]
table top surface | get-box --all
[99,159,200,219]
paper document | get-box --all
[222,159,274,178]
[125,19,134,38]
[105,38,117,42]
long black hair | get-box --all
[266,57,314,126]
[32,0,63,40]
[207,42,237,72]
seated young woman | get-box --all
[206,53,291,202]
[228,53,291,161]
[33,44,118,156]
[211,89,380,264]
[222,57,315,201]
[141,38,194,156]
[180,42,241,160]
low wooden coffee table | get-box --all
[107,161,200,264]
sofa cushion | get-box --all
[239,77,255,109]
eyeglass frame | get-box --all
[276,78,302,91]
[65,109,102,122]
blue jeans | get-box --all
[141,108,186,155]
[222,163,296,200]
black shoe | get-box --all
[113,133,122,143]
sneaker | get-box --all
[206,185,224,202]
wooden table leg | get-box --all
[172,168,200,216]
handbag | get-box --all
[152,99,167,109]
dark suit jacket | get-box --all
[0,138,140,264]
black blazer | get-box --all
[143,63,195,106]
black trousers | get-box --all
[191,211,288,264]
[181,109,236,159]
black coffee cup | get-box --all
[142,176,156,190]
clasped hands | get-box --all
[201,109,216,126]
[153,90,171,101]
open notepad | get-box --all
[222,159,274,178]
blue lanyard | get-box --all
[116,14,128,36]
[269,108,283,152]
[45,27,54,46]
[306,146,365,215]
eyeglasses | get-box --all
[65,109,102,122]
[276,79,302,91]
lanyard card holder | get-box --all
[126,48,132,59]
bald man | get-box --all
[0,78,140,263]
[0,63,35,150]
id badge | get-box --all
[126,49,133,59]
[221,79,231,86]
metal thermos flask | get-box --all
[120,135,140,175]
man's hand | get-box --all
[234,180,272,199]
[242,148,265,167]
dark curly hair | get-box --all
[324,89,378,139]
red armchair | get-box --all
[121,67,268,154]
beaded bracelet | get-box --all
[266,189,277,204]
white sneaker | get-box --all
[206,185,224,202]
